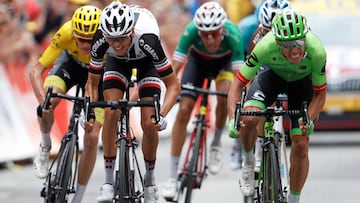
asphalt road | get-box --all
[1,131,360,203]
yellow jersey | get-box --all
[38,21,90,68]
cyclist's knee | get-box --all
[242,116,260,129]
[291,136,309,158]
[83,131,99,150]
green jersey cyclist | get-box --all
[227,9,327,203]
[162,1,245,200]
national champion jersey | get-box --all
[237,31,327,92]
[173,20,245,71]
[38,21,90,68]
[89,5,172,77]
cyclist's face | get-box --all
[105,31,133,56]
[75,37,93,54]
[278,38,305,64]
[199,28,224,53]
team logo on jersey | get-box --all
[139,38,159,60]
[246,53,258,68]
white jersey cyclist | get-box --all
[89,5,171,77]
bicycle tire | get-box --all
[261,142,281,203]
[115,138,131,203]
[54,134,76,203]
[183,123,203,203]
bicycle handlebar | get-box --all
[181,83,228,97]
[84,94,161,123]
[235,101,309,130]
[38,86,84,117]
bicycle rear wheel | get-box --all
[114,138,131,203]
[261,142,281,203]
[52,134,76,203]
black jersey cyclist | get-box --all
[162,1,245,200]
[227,9,327,203]
[29,5,104,203]
[85,2,180,203]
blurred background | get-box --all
[0,0,359,168]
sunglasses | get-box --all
[277,38,305,49]
[198,29,223,39]
[75,37,93,44]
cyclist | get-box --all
[162,1,245,199]
[29,5,104,203]
[247,0,292,172]
[227,9,327,203]
[84,2,180,203]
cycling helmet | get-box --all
[193,1,227,31]
[271,9,308,41]
[258,0,292,28]
[72,5,101,39]
[69,0,90,5]
[100,1,134,38]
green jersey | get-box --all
[238,31,327,92]
[173,20,245,71]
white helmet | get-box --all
[258,0,292,28]
[193,1,227,31]
[100,1,134,37]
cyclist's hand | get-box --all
[36,104,53,118]
[153,115,167,131]
[298,117,314,136]
[228,119,239,139]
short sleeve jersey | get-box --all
[173,20,245,71]
[89,5,172,77]
[38,21,90,68]
[237,31,327,92]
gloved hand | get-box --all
[228,119,239,138]
[158,115,167,131]
[298,117,314,136]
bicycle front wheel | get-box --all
[54,134,76,203]
[261,143,281,203]
[183,123,203,203]
[114,138,131,203]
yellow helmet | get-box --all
[69,0,90,5]
[72,5,101,39]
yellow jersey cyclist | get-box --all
[162,1,245,199]
[227,9,327,203]
[85,2,180,203]
[29,5,104,203]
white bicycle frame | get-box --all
[273,98,290,199]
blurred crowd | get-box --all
[0,0,264,68]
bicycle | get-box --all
[39,85,85,203]
[234,87,309,203]
[85,81,161,203]
[167,78,227,203]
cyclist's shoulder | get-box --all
[304,31,327,59]
[49,21,74,51]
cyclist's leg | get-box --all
[96,57,128,202]
[208,71,233,174]
[137,60,163,202]
[287,76,313,203]
[34,51,81,179]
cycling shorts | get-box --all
[103,56,161,98]
[180,50,233,99]
[244,65,313,133]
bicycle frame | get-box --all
[174,78,227,203]
[86,83,160,203]
[235,89,309,203]
[40,86,84,203]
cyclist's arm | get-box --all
[309,90,326,122]
[160,71,180,117]
[172,60,184,76]
[29,61,47,104]
[85,72,101,102]
[227,75,246,120]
